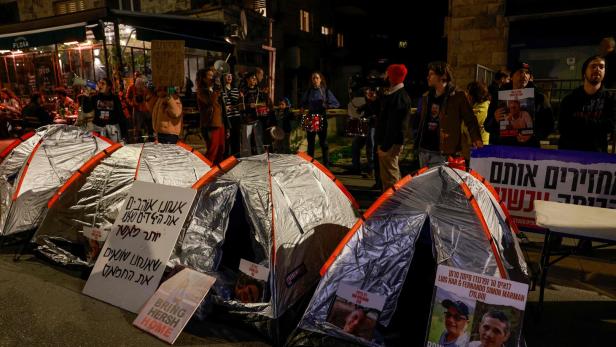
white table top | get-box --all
[534,200,616,242]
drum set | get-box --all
[301,113,325,133]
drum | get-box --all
[345,117,370,137]
[301,113,324,132]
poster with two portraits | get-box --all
[425,265,528,347]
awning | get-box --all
[110,9,233,53]
[0,8,232,53]
[0,23,86,50]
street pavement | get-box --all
[0,133,614,346]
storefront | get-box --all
[0,8,232,97]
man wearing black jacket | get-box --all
[484,62,553,147]
[376,64,411,191]
[559,55,616,152]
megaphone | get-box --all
[72,74,97,90]
[214,60,230,75]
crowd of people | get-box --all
[1,36,615,185]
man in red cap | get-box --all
[416,61,483,167]
[375,64,412,191]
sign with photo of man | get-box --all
[497,88,534,143]
[425,265,528,347]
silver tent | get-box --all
[171,153,360,319]
[298,165,529,347]
[0,125,115,237]
[35,142,212,266]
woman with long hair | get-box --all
[461,81,491,160]
[299,71,340,167]
[197,68,226,163]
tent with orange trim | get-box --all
[295,164,529,347]
[170,152,360,320]
[0,125,116,237]
[34,141,213,266]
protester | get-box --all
[274,97,294,153]
[197,68,227,163]
[469,310,511,347]
[600,37,616,89]
[152,87,183,144]
[299,71,340,167]
[375,64,412,190]
[221,72,242,156]
[488,71,510,96]
[439,300,470,347]
[559,55,616,152]
[484,61,553,147]
[415,61,483,168]
[350,87,380,178]
[462,81,490,161]
[240,71,266,155]
[81,78,124,142]
[126,74,151,142]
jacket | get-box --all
[375,87,412,152]
[197,87,224,128]
[558,86,616,152]
[417,85,482,155]
[152,95,183,136]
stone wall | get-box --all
[445,0,508,88]
[18,0,53,21]
[139,0,191,14]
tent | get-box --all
[171,152,360,320]
[0,125,116,237]
[296,164,529,347]
[34,141,212,266]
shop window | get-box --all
[300,10,311,33]
[53,0,86,15]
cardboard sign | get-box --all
[151,40,185,88]
[133,268,215,344]
[82,181,197,313]
[326,283,386,341]
[471,145,616,228]
[425,265,528,347]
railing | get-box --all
[475,64,495,85]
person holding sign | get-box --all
[438,300,470,347]
[469,310,511,347]
[484,61,553,147]
[152,86,183,144]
